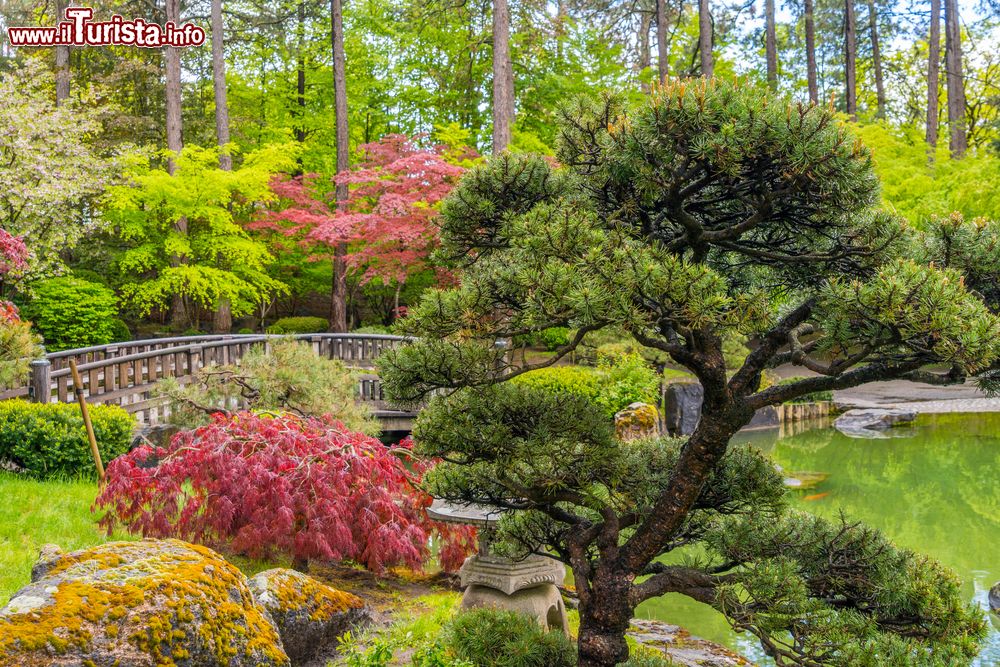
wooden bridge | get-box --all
[0,333,418,431]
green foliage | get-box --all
[707,511,987,666]
[156,339,378,433]
[512,365,599,405]
[109,319,131,343]
[21,277,120,351]
[337,593,471,666]
[0,317,42,391]
[352,325,393,335]
[536,327,571,351]
[0,400,134,478]
[416,384,786,553]
[619,649,677,667]
[594,350,661,413]
[818,259,1000,374]
[512,352,658,417]
[445,608,576,667]
[266,316,329,334]
[104,144,295,321]
[856,123,1000,226]
[0,61,119,277]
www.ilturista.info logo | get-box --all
[7,8,206,48]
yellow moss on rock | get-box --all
[0,539,289,667]
[260,569,363,623]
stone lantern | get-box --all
[427,499,570,635]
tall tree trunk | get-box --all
[637,12,651,76]
[944,0,966,157]
[55,0,70,105]
[656,0,668,82]
[295,0,307,147]
[164,0,183,173]
[698,0,713,77]
[926,0,941,150]
[211,0,232,171]
[867,0,885,118]
[765,0,777,89]
[164,0,188,329]
[210,0,232,332]
[844,0,857,120]
[330,0,350,333]
[491,0,514,152]
[805,0,818,104]
[576,571,633,667]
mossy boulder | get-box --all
[0,539,290,667]
[247,568,371,666]
[614,402,660,441]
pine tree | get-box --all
[380,80,993,667]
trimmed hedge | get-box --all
[266,316,329,334]
[512,352,659,418]
[0,400,135,478]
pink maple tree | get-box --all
[94,412,476,573]
[250,134,472,320]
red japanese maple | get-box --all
[250,135,471,316]
[0,228,27,276]
[94,412,476,572]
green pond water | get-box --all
[635,413,1000,666]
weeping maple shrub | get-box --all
[94,412,475,572]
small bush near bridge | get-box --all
[266,316,329,334]
[0,400,134,478]
[156,339,379,433]
[20,277,121,351]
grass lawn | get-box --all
[0,472,132,605]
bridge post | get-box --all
[29,358,51,404]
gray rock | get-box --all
[247,568,371,666]
[834,408,917,437]
[664,383,703,436]
[29,543,63,582]
[990,582,1000,614]
[0,539,289,667]
[628,618,751,666]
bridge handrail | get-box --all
[11,332,415,424]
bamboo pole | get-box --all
[69,359,105,482]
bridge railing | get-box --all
[2,333,411,424]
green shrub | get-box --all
[0,317,42,391]
[155,339,378,433]
[352,324,392,335]
[537,327,571,351]
[594,351,660,415]
[514,352,659,418]
[22,277,120,351]
[445,608,576,667]
[0,400,135,478]
[266,316,329,334]
[620,650,675,667]
[109,319,131,342]
[237,327,255,334]
[512,365,601,406]
[774,376,834,403]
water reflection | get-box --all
[636,413,1000,666]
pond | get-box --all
[635,413,1000,666]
